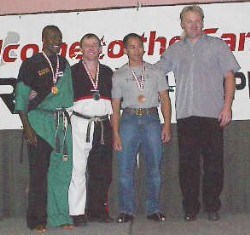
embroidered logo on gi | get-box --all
[38,67,50,77]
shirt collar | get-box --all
[182,33,207,45]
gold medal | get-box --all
[51,86,59,95]
[138,95,146,103]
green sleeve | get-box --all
[14,81,31,113]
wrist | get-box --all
[163,122,171,129]
[113,131,120,137]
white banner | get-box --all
[0,2,249,129]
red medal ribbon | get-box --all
[42,51,60,86]
[130,63,145,92]
[82,60,100,91]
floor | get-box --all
[0,213,250,235]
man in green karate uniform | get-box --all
[15,25,73,232]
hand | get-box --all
[24,125,37,146]
[161,124,171,143]
[218,107,232,128]
[29,90,38,100]
[113,134,122,151]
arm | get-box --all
[15,80,38,146]
[218,71,235,128]
[159,90,171,143]
[155,47,173,75]
[111,98,122,151]
[19,111,37,146]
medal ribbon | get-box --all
[130,64,145,92]
[42,51,60,85]
[82,60,99,90]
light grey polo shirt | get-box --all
[157,34,240,120]
[112,62,169,109]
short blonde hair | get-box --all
[180,5,204,22]
[80,33,101,48]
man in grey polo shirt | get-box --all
[157,5,240,222]
[112,33,171,223]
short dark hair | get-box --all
[80,33,101,47]
[123,33,143,47]
[42,25,61,39]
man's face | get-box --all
[42,29,62,56]
[181,11,203,40]
[124,37,144,63]
[81,37,101,61]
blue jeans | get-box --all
[117,111,163,215]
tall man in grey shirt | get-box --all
[157,5,240,222]
[112,33,171,223]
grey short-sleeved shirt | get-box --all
[112,62,169,109]
[157,34,241,120]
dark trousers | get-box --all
[177,116,224,214]
[26,135,52,229]
[86,120,113,217]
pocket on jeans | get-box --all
[121,112,132,122]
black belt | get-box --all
[72,111,109,144]
[123,107,158,116]
[54,108,71,157]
